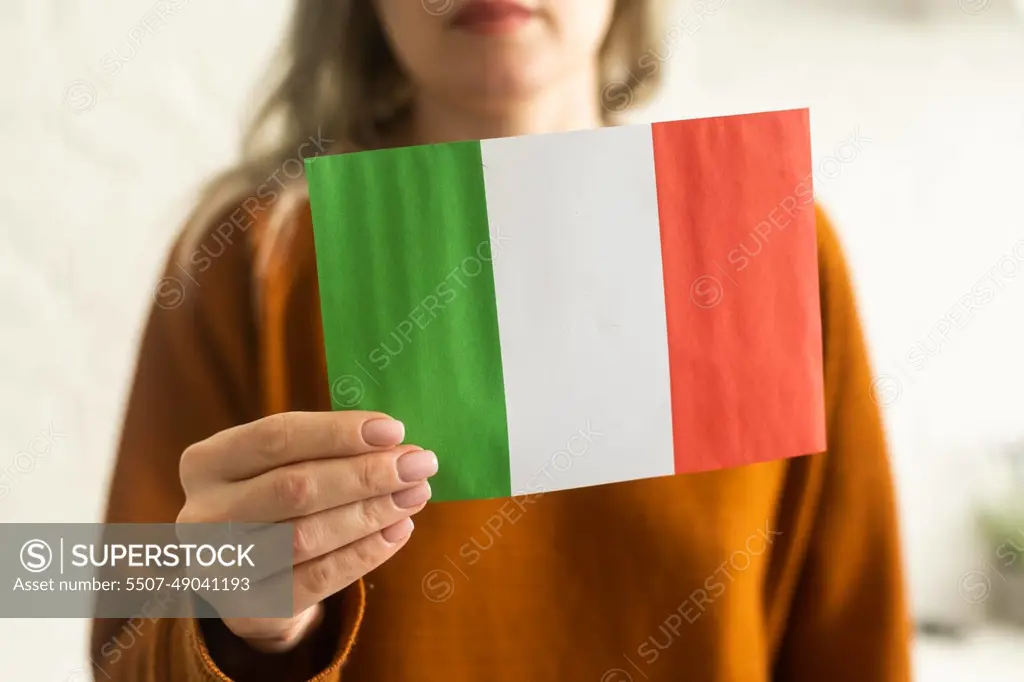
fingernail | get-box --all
[362,418,405,447]
[392,482,432,509]
[382,517,414,544]
[396,450,438,482]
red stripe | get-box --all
[651,109,826,474]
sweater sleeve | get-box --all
[772,207,913,681]
[90,221,363,681]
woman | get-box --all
[93,0,911,680]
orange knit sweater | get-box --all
[92,200,911,681]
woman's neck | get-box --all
[400,71,606,145]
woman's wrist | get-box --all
[239,604,325,654]
[199,602,342,680]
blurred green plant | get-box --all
[977,442,1024,575]
[979,510,1024,575]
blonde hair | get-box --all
[178,0,664,262]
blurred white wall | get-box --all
[643,0,1024,629]
[2,0,1024,679]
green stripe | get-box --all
[306,143,511,502]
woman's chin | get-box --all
[440,58,553,107]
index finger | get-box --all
[185,411,406,482]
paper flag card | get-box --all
[306,108,826,503]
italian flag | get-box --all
[307,108,826,503]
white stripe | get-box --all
[481,125,676,494]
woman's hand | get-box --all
[175,411,436,653]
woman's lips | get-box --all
[451,1,536,35]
